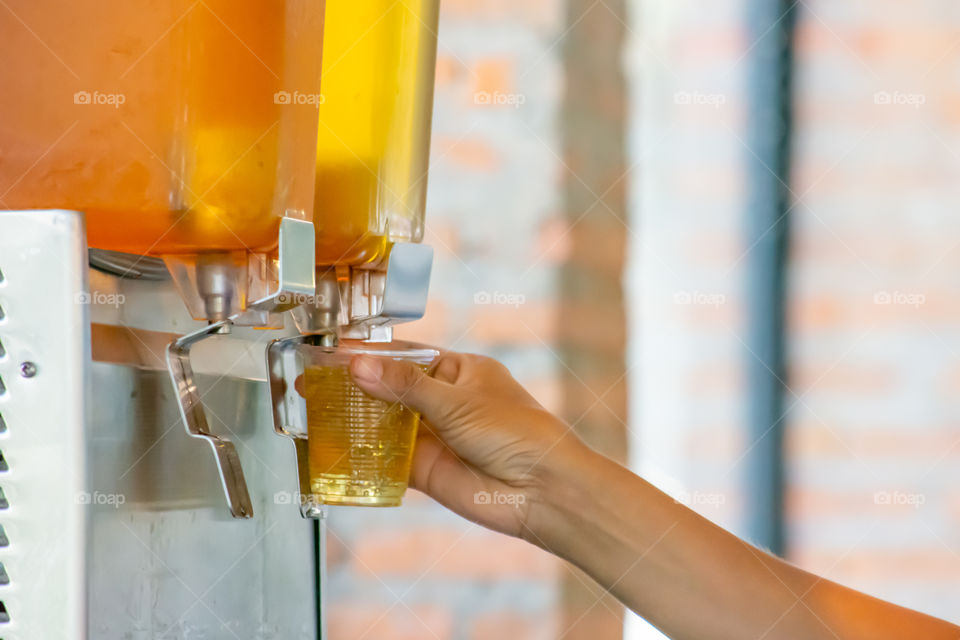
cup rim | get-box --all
[313,339,440,364]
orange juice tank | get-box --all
[0,1,324,257]
[313,0,440,266]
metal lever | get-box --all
[266,334,337,519]
[167,320,253,518]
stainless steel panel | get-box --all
[88,363,316,639]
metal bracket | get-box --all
[248,217,317,313]
[340,243,433,340]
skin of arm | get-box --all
[350,351,960,640]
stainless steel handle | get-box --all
[167,321,254,518]
[266,335,332,519]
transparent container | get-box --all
[268,339,438,510]
[0,0,325,320]
[313,0,440,266]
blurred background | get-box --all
[326,0,960,638]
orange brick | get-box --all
[469,302,559,346]
[432,136,500,172]
[424,220,463,258]
[351,527,559,581]
[472,58,514,100]
[533,216,575,266]
[327,527,349,571]
[555,301,626,354]
[788,362,896,395]
[785,487,890,519]
[792,549,960,584]
[435,55,461,87]
[471,612,558,640]
[671,28,747,62]
[327,603,454,640]
[440,0,562,31]
[787,423,960,459]
[565,217,629,276]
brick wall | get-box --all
[330,1,630,639]
[787,0,960,623]
[627,0,960,635]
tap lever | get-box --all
[167,320,253,519]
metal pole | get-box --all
[743,0,797,554]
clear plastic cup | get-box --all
[277,340,438,508]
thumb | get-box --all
[350,355,463,425]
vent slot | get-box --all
[0,600,10,622]
[0,564,8,585]
[0,488,9,510]
[0,453,8,472]
[0,338,4,358]
[0,414,4,434]
[0,524,8,547]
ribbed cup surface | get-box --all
[305,364,419,506]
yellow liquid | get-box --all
[304,365,420,506]
[313,0,438,265]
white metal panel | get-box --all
[0,210,88,639]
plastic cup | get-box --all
[298,340,438,507]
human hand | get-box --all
[350,350,590,539]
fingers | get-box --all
[350,355,465,426]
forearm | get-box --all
[525,444,960,640]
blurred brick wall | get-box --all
[328,1,629,639]
[787,0,960,623]
[628,0,960,634]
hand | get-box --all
[350,350,589,538]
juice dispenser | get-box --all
[0,0,441,635]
